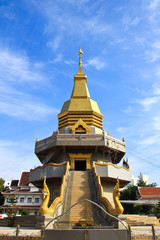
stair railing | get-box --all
[45,198,128,231]
[52,164,70,222]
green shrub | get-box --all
[20,210,29,215]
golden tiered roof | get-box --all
[57,48,103,131]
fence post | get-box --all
[152,225,156,240]
[41,225,45,240]
[16,225,20,240]
[128,225,131,240]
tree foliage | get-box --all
[21,210,29,215]
[0,178,5,192]
[120,180,157,214]
[0,178,5,206]
[152,201,160,219]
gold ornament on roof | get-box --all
[77,47,83,74]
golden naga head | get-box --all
[42,176,49,199]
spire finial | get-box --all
[77,47,83,74]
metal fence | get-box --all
[0,225,43,240]
[128,225,160,240]
[0,224,160,240]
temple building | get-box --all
[29,48,132,228]
[2,171,42,215]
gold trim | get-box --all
[58,110,103,119]
[93,161,130,171]
[69,153,92,170]
[30,162,67,172]
[71,119,91,134]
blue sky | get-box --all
[0,0,160,186]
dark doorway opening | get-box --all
[75,160,86,170]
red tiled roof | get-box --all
[19,172,30,186]
[14,189,42,193]
[3,190,42,194]
[11,180,19,187]
[139,187,160,196]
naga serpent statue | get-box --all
[39,162,69,216]
[40,170,123,217]
[101,177,124,215]
[39,176,55,216]
[92,162,124,215]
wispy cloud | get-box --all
[0,139,40,181]
[49,54,63,64]
[0,48,59,120]
[139,96,159,111]
[138,134,160,146]
[47,35,62,51]
[85,57,106,70]
[153,116,160,130]
[0,48,44,83]
[0,94,58,120]
[31,0,112,41]
[122,15,140,30]
[122,106,133,114]
[149,0,160,9]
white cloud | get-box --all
[0,47,59,120]
[153,116,160,130]
[0,94,58,120]
[0,140,40,181]
[32,1,112,39]
[85,57,106,70]
[47,35,62,51]
[122,15,140,30]
[139,96,159,111]
[138,134,159,146]
[0,48,44,83]
[116,127,127,133]
[153,81,160,95]
[49,54,63,64]
[122,106,132,114]
[145,50,160,62]
[152,41,160,49]
[149,0,160,9]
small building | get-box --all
[2,171,42,215]
[131,173,149,186]
[137,187,160,205]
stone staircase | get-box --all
[54,170,110,229]
[120,214,160,226]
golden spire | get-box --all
[77,47,83,74]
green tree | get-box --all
[0,178,5,206]
[152,201,160,219]
[120,185,138,200]
[8,197,17,205]
[6,197,18,220]
[138,180,157,187]
[0,178,5,192]
[21,210,29,215]
[120,180,157,214]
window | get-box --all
[20,197,24,203]
[27,198,32,203]
[35,198,39,203]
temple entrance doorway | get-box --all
[75,160,86,171]
[69,153,92,170]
